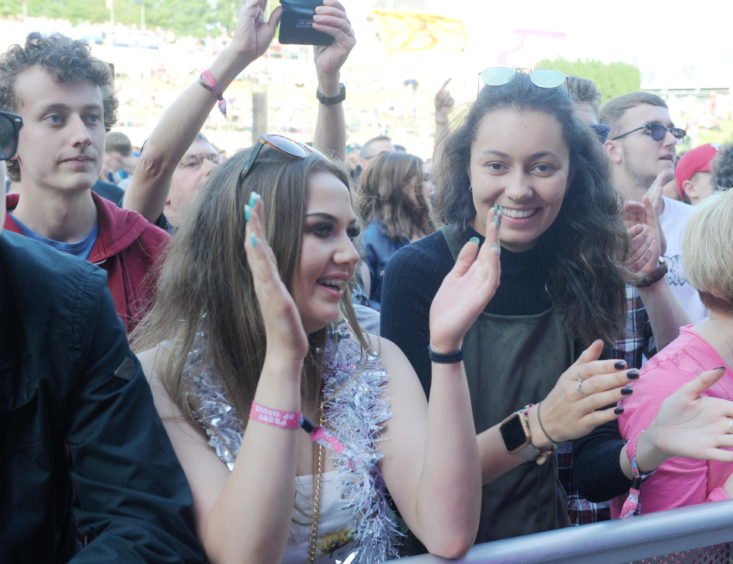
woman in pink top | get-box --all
[613,189,733,517]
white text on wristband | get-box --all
[249,402,301,429]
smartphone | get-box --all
[279,0,333,46]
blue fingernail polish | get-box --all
[469,236,479,245]
[249,192,260,207]
[244,204,251,222]
[250,233,257,249]
[492,241,500,255]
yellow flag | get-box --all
[371,10,469,54]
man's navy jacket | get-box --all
[0,230,204,563]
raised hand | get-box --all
[645,367,733,464]
[435,78,455,122]
[532,340,634,446]
[312,0,356,77]
[231,0,282,64]
[623,171,670,274]
[244,194,309,364]
[429,207,501,353]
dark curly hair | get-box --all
[435,73,628,346]
[712,143,733,192]
[0,32,117,181]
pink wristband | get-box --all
[249,401,357,469]
[249,402,301,429]
[199,69,227,118]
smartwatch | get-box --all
[499,411,532,454]
[500,409,553,464]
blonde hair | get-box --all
[683,189,733,310]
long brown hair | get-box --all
[132,146,368,430]
[357,151,435,241]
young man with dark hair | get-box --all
[0,32,168,332]
[0,110,203,563]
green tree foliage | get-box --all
[0,0,240,38]
[534,58,641,104]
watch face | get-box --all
[500,413,528,452]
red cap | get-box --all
[675,144,718,198]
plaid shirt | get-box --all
[559,284,654,526]
[609,284,656,369]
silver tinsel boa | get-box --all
[184,319,403,562]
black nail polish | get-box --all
[626,369,640,379]
[614,405,624,415]
[621,386,633,396]
[614,360,627,370]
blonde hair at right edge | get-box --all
[682,189,733,310]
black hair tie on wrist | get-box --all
[428,345,464,364]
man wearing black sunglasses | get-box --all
[1,111,204,562]
[601,91,705,333]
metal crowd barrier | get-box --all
[388,499,733,563]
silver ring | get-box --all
[576,377,587,396]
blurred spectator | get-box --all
[712,143,733,192]
[675,143,718,205]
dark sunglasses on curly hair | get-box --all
[0,110,23,161]
[611,121,686,143]
[238,134,323,185]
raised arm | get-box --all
[143,195,310,564]
[123,0,281,222]
[378,207,500,558]
[624,172,689,350]
[311,0,355,161]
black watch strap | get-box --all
[316,83,346,106]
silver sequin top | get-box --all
[184,319,403,562]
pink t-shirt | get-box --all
[611,325,733,517]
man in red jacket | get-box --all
[0,32,168,332]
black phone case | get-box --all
[279,0,333,46]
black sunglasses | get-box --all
[239,134,322,185]
[590,123,611,143]
[611,122,686,142]
[0,110,23,161]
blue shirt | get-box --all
[9,213,99,259]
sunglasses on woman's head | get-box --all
[611,122,686,143]
[239,134,320,185]
[0,110,23,161]
[479,67,567,89]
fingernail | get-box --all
[494,205,503,227]
[249,192,261,207]
[713,366,726,371]
[621,386,633,396]
[244,204,251,222]
[469,236,479,245]
[491,241,500,255]
[614,405,624,415]
[250,233,257,249]
[626,369,640,379]
[614,360,627,370]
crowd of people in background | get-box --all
[3,0,733,562]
